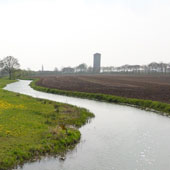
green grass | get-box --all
[30,79,170,116]
[0,78,94,170]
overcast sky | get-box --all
[0,0,170,70]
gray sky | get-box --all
[0,0,170,71]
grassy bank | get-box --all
[0,78,94,170]
[30,79,170,116]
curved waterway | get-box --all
[4,80,170,170]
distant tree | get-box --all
[76,63,87,72]
[159,62,168,74]
[54,67,59,72]
[148,62,159,73]
[167,63,170,73]
[132,65,140,73]
[0,56,20,79]
[140,65,148,74]
[121,65,129,72]
[87,66,93,73]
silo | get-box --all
[93,53,101,73]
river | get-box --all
[4,80,170,170]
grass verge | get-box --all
[0,78,94,170]
[30,79,170,116]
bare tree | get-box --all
[1,56,20,79]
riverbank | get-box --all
[0,78,94,170]
[30,79,170,116]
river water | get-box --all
[4,80,170,170]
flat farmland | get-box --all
[36,74,170,104]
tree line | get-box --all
[56,62,170,74]
[101,62,170,74]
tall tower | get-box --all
[93,53,101,73]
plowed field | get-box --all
[36,74,170,104]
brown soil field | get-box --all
[36,74,170,104]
